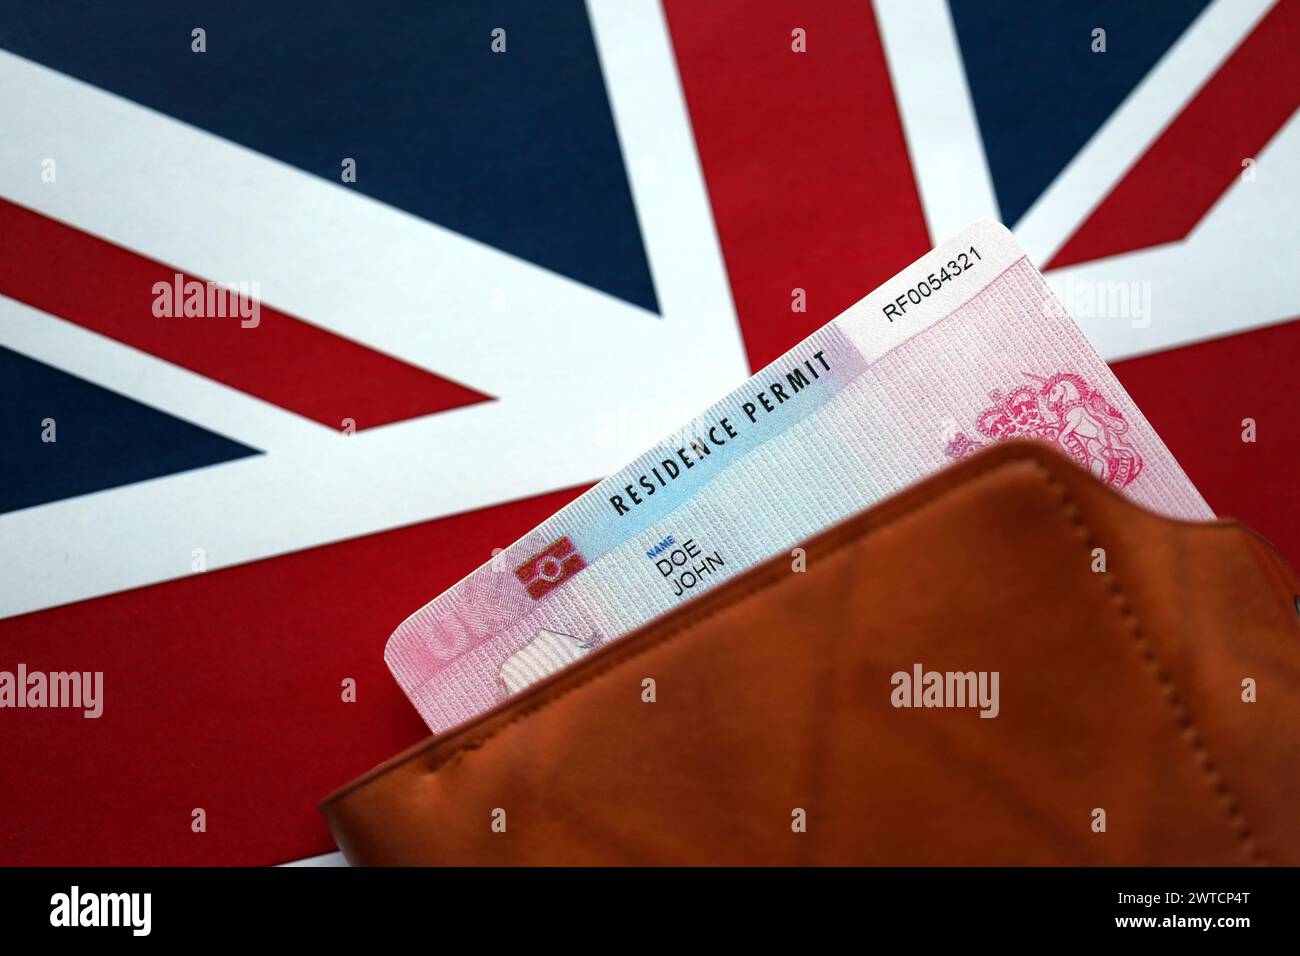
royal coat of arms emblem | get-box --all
[944,372,1144,489]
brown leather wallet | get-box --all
[320,441,1300,865]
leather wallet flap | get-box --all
[321,442,1300,865]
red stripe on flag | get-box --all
[664,0,930,371]
[1110,318,1300,568]
[1049,2,1300,269]
[0,483,589,865]
[0,199,491,429]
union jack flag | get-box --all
[1,0,1296,865]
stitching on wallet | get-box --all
[417,453,1262,863]
[1034,465,1264,865]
